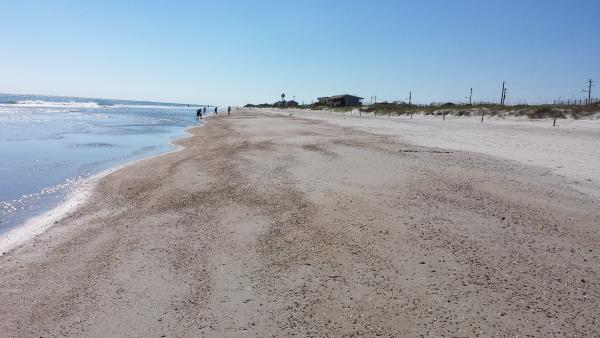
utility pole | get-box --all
[374,96,377,104]
[408,91,413,119]
[500,81,506,106]
[588,79,593,105]
[469,88,473,105]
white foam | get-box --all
[0,125,198,254]
[0,173,99,253]
[6,100,102,109]
[109,104,196,110]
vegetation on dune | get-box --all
[302,102,600,119]
[246,100,600,119]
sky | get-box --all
[1,0,599,106]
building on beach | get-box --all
[317,97,330,104]
[317,95,363,107]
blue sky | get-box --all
[1,0,599,105]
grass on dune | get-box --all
[298,102,600,119]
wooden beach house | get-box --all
[317,94,363,107]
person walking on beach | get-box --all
[214,106,218,115]
[227,106,231,115]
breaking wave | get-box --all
[7,100,102,109]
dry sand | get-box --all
[261,108,600,196]
[0,110,599,337]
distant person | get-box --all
[196,108,202,120]
[227,106,231,115]
[214,106,218,115]
[203,106,206,114]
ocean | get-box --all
[0,93,204,237]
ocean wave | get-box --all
[109,104,197,110]
[66,142,126,149]
[6,100,103,109]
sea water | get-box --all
[0,94,205,235]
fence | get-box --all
[553,98,599,106]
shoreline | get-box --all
[0,123,201,254]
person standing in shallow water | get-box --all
[203,106,206,115]
[227,106,231,115]
[196,108,202,120]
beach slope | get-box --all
[0,110,598,336]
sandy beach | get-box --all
[0,110,599,336]
[262,108,600,196]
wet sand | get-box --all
[0,110,598,336]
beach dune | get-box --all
[0,110,598,336]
